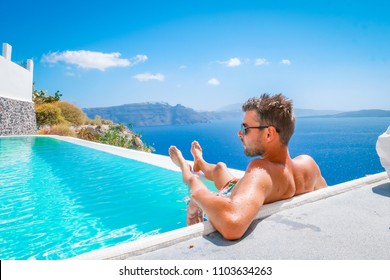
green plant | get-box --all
[33,89,62,105]
[48,124,76,137]
[101,118,113,125]
[37,124,76,137]
[35,103,65,128]
[77,127,100,142]
[85,115,114,126]
[99,127,132,148]
[56,101,87,126]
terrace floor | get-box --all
[127,172,390,260]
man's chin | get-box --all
[244,149,255,157]
[244,148,262,157]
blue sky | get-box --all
[2,0,390,111]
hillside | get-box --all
[83,102,210,126]
[302,109,390,118]
[329,109,390,118]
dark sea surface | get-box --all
[135,117,390,186]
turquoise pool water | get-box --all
[0,136,207,259]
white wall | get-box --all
[376,126,390,179]
[0,43,33,102]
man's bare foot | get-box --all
[191,141,204,172]
[169,146,190,171]
[169,146,194,173]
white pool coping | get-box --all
[50,135,246,177]
[2,135,387,260]
[71,171,387,260]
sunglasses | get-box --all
[240,123,280,135]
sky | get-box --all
[2,0,390,111]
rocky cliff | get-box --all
[83,102,211,126]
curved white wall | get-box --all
[376,126,390,179]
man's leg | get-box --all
[191,141,236,191]
[186,200,204,225]
[169,145,205,225]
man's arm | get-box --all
[189,161,272,240]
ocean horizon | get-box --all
[135,117,390,186]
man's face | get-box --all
[238,110,266,157]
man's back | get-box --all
[238,154,327,205]
[291,154,327,193]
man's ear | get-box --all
[266,126,278,141]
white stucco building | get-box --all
[0,43,36,135]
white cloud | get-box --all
[133,73,165,82]
[41,50,147,71]
[280,59,291,65]
[219,57,242,67]
[255,58,270,66]
[179,65,187,69]
[132,55,148,65]
[208,78,220,86]
[65,71,76,77]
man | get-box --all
[169,93,327,240]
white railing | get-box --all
[0,43,34,102]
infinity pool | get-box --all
[0,136,200,259]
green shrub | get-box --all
[56,101,87,126]
[33,89,62,105]
[37,124,76,137]
[85,115,102,126]
[85,115,114,126]
[99,128,132,148]
[101,118,113,125]
[35,103,65,128]
[77,127,100,142]
[49,124,76,136]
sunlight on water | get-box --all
[0,137,195,259]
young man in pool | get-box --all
[169,93,327,240]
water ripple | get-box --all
[0,137,189,259]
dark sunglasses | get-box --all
[240,123,280,135]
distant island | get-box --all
[84,102,211,126]
[83,102,390,127]
[304,109,390,118]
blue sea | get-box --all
[135,117,390,186]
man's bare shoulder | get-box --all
[293,154,318,168]
[245,158,275,175]
[239,158,274,194]
[293,154,327,189]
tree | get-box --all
[35,103,65,127]
[33,89,62,105]
[56,101,87,126]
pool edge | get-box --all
[72,172,388,260]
